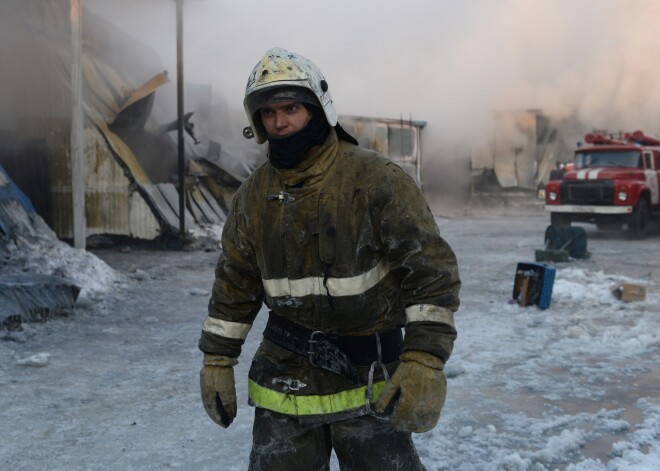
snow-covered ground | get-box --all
[1,203,659,470]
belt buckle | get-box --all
[307,330,326,367]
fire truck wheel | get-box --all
[550,213,571,227]
[628,198,649,239]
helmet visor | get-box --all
[245,86,320,118]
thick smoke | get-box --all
[62,1,660,194]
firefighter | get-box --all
[198,47,461,470]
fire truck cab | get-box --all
[544,130,660,239]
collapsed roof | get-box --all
[0,0,262,243]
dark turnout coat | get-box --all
[199,129,460,422]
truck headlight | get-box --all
[617,191,628,201]
[548,191,558,201]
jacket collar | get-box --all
[271,129,339,187]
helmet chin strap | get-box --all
[267,108,330,169]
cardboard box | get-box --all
[610,283,646,302]
[513,262,556,309]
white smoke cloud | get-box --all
[85,0,660,181]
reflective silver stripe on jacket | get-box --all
[405,304,455,328]
[262,259,389,298]
[202,316,252,340]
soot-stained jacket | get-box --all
[199,129,460,422]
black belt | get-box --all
[263,312,403,384]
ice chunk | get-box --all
[16,352,51,367]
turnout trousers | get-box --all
[248,408,427,471]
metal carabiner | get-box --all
[365,333,392,420]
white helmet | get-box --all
[244,47,338,144]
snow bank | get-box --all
[425,263,660,471]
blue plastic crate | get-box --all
[513,262,556,309]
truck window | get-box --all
[643,151,653,170]
[575,150,641,169]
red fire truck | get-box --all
[544,130,660,238]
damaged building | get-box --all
[470,109,572,195]
[0,0,255,247]
[339,115,426,187]
[0,0,262,327]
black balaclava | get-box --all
[267,105,331,169]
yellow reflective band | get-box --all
[248,379,387,416]
[405,304,455,328]
[202,316,252,340]
[262,259,389,299]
